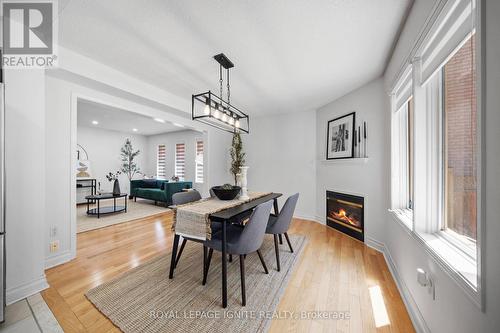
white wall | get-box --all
[315,78,390,242]
[45,71,232,269]
[380,0,500,332]
[244,110,316,219]
[77,126,148,194]
[4,69,48,304]
[145,130,206,194]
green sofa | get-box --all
[130,179,192,205]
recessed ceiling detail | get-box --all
[77,100,190,136]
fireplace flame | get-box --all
[332,208,359,227]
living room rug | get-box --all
[77,199,169,233]
[86,234,307,333]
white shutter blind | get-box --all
[195,140,204,183]
[175,143,185,180]
[393,66,413,112]
[419,0,475,84]
[157,144,166,178]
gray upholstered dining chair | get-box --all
[169,190,221,277]
[265,193,299,271]
[172,190,202,206]
[203,200,273,306]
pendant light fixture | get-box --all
[192,53,249,133]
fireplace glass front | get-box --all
[326,191,364,241]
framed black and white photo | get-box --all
[326,112,355,159]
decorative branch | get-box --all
[120,138,141,181]
[230,132,245,185]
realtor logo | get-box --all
[2,1,58,68]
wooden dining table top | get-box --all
[209,192,282,221]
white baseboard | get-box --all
[6,275,49,305]
[366,236,430,333]
[314,215,326,224]
[292,214,327,226]
[45,250,74,269]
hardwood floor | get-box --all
[43,211,415,333]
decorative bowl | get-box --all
[211,186,241,200]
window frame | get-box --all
[156,144,166,179]
[195,139,204,184]
[437,35,478,261]
[390,66,414,229]
[174,142,186,180]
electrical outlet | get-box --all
[50,240,59,253]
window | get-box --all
[389,0,480,302]
[195,140,204,183]
[175,143,185,180]
[390,66,413,223]
[157,144,166,178]
[441,35,477,244]
[407,98,414,209]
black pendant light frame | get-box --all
[191,53,249,134]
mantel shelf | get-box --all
[320,157,369,164]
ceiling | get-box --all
[59,0,411,116]
[77,99,191,136]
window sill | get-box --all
[388,209,482,310]
[388,208,413,230]
[417,231,477,288]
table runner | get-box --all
[172,192,271,240]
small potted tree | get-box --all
[120,139,141,198]
[230,132,245,185]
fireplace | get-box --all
[326,191,364,242]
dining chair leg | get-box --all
[174,238,187,268]
[203,245,207,282]
[256,250,269,274]
[203,248,213,285]
[273,234,281,272]
[284,232,294,253]
[279,234,283,244]
[239,255,246,306]
[169,234,180,279]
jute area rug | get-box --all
[77,199,169,233]
[86,234,307,333]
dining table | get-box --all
[169,192,282,308]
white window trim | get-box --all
[156,144,166,179]
[390,65,413,214]
[195,138,204,184]
[174,141,186,180]
[389,0,483,311]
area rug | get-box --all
[77,199,169,233]
[86,234,307,333]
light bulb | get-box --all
[214,110,221,119]
[235,119,240,128]
[229,117,235,125]
[221,113,228,122]
[203,104,210,115]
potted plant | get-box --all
[120,139,141,178]
[106,171,122,195]
[211,183,242,201]
[120,139,141,198]
[230,132,245,185]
